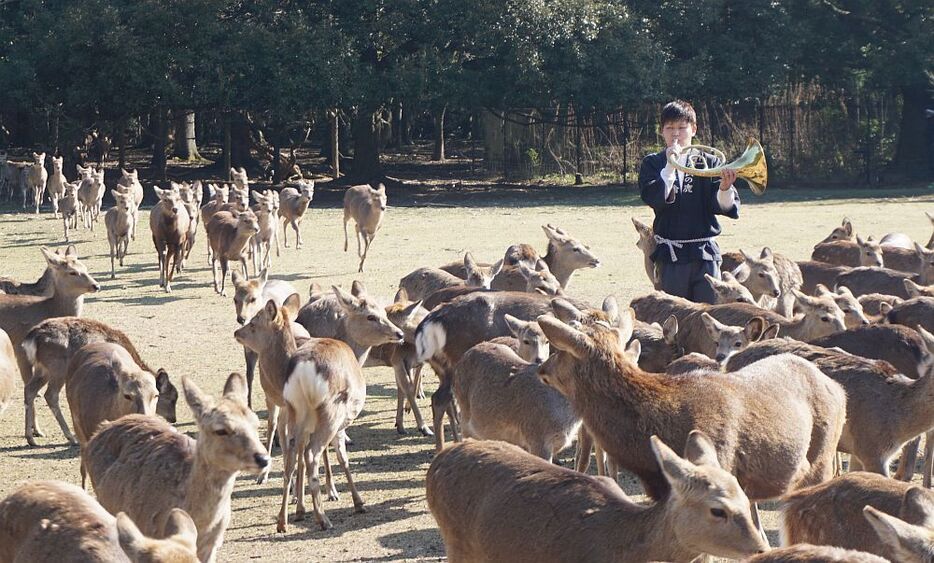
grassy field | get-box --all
[0,186,932,562]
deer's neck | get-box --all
[184,451,236,561]
[601,502,696,562]
[50,290,84,318]
[259,328,298,399]
[543,246,572,289]
[338,320,373,366]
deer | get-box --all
[721,247,803,316]
[684,313,772,363]
[818,284,871,328]
[207,210,259,296]
[0,329,16,420]
[77,165,105,230]
[400,253,501,301]
[200,183,229,262]
[230,166,248,192]
[725,331,934,477]
[882,296,934,334]
[812,236,885,268]
[818,217,855,244]
[26,151,48,214]
[452,330,581,462]
[415,290,557,450]
[0,247,100,429]
[363,288,433,436]
[66,342,159,488]
[632,216,661,289]
[150,186,191,293]
[799,259,852,294]
[928,211,934,249]
[279,180,315,249]
[84,373,269,563]
[233,299,368,532]
[706,271,757,304]
[343,182,386,272]
[47,155,66,217]
[860,293,904,316]
[830,243,934,299]
[20,316,177,447]
[176,181,203,270]
[250,189,280,272]
[105,190,134,279]
[779,471,934,562]
[536,310,847,525]
[426,435,769,562]
[744,544,889,562]
[231,268,299,408]
[60,181,80,242]
[115,168,144,241]
[0,480,199,563]
[0,253,56,296]
[905,278,934,298]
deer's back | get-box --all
[631,291,702,325]
[811,324,928,378]
[812,241,861,267]
[835,267,915,298]
[0,267,53,297]
[886,296,934,333]
[84,414,194,538]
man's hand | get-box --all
[720,168,737,191]
[666,140,683,159]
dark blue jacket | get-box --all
[639,149,740,263]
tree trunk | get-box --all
[172,109,202,161]
[117,119,126,170]
[891,84,931,177]
[228,111,257,170]
[432,104,447,161]
[389,101,402,148]
[400,100,413,146]
[223,112,232,179]
[330,109,340,179]
[151,107,168,180]
[349,109,382,181]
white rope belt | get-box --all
[653,234,716,262]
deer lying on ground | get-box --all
[799,260,851,294]
[115,168,144,241]
[21,316,177,447]
[66,342,159,487]
[0,480,199,563]
[400,253,500,302]
[364,289,433,436]
[632,217,660,289]
[47,155,66,217]
[817,284,871,328]
[745,544,889,562]
[0,253,57,296]
[882,296,934,334]
[207,210,260,296]
[279,180,314,249]
[77,165,105,230]
[819,216,855,244]
[833,243,934,298]
[726,333,934,477]
[151,186,191,292]
[85,373,269,562]
[60,181,80,242]
[26,151,48,214]
[812,237,885,268]
[0,329,16,420]
[251,189,280,272]
[452,326,581,462]
[105,190,134,279]
[0,247,99,429]
[426,435,769,562]
[536,310,847,509]
[706,271,757,304]
[343,182,386,272]
[779,471,934,562]
[905,278,934,298]
[234,298,368,532]
[860,293,903,316]
[231,269,299,408]
[721,247,803,316]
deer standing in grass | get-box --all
[279,180,314,249]
[47,155,66,217]
[84,373,269,563]
[66,342,159,488]
[115,168,144,241]
[251,189,280,272]
[77,165,105,230]
[0,481,199,563]
[427,435,769,562]
[105,190,134,279]
[150,186,190,293]
[343,182,386,272]
[26,151,48,214]
[60,181,79,242]
[207,210,260,296]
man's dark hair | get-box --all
[660,100,697,126]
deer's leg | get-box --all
[258,400,278,485]
[276,411,298,533]
[355,224,363,258]
[575,427,593,473]
[430,380,451,452]
[244,348,257,410]
[45,381,77,445]
[595,444,608,476]
[219,258,229,296]
[342,215,349,252]
[751,502,770,546]
[110,239,117,279]
[210,256,219,294]
[924,431,934,488]
[23,369,48,447]
[294,219,303,248]
[305,430,332,530]
[282,217,290,248]
[334,431,366,513]
[323,445,338,501]
[896,437,921,481]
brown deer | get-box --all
[150,186,191,293]
[0,329,16,420]
[536,310,846,506]
[105,190,134,279]
[343,182,386,272]
[176,180,202,269]
[77,165,105,230]
[779,472,934,562]
[726,334,934,476]
[812,237,885,268]
[798,259,851,294]
[706,271,757,304]
[233,299,367,532]
[820,284,871,328]
[632,216,661,289]
[200,183,229,262]
[66,342,159,488]
[47,155,66,217]
[882,296,934,333]
[722,247,803,316]
[745,544,888,562]
[0,480,199,563]
[60,181,80,242]
[0,252,57,296]
[279,180,315,249]
[818,217,855,244]
[84,373,269,562]
[114,168,144,241]
[230,166,248,192]
[0,247,100,420]
[21,316,177,447]
[859,293,904,316]
[251,189,280,272]
[905,278,934,298]
[400,253,500,301]
[207,210,260,296]
[835,243,934,298]
[26,151,48,214]
[426,435,769,562]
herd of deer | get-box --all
[0,159,933,561]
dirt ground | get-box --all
[0,187,932,562]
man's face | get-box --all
[661,119,696,149]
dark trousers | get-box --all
[658,260,720,304]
